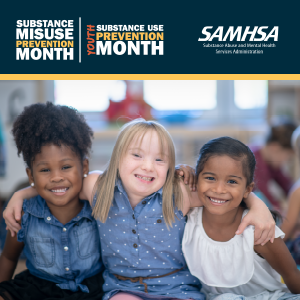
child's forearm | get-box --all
[238,192,275,245]
[243,192,262,208]
[3,187,36,235]
[0,254,18,282]
[284,269,300,293]
[0,234,24,282]
[15,186,38,199]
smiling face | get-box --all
[26,144,88,210]
[197,155,253,216]
[118,130,169,206]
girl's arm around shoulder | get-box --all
[254,238,300,294]
[79,171,103,206]
[180,188,276,246]
[242,192,276,245]
[3,186,38,237]
[0,221,24,282]
[180,180,203,216]
[281,183,300,241]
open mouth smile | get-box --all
[50,187,69,194]
[208,196,228,205]
[135,174,154,182]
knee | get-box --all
[110,293,143,300]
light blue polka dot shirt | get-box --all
[95,179,204,300]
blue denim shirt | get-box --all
[17,195,103,293]
[95,179,204,300]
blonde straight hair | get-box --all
[92,119,183,227]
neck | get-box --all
[202,206,244,235]
[46,199,83,225]
[127,193,145,208]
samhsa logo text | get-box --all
[198,26,278,42]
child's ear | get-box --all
[82,159,89,177]
[243,182,254,199]
[26,168,35,188]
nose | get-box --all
[141,158,154,172]
[50,170,64,182]
[212,181,226,194]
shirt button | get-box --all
[65,267,69,271]
[63,228,67,232]
[64,246,69,251]
[47,217,51,221]
[142,201,147,205]
[157,219,162,223]
[132,229,136,234]
[133,243,138,248]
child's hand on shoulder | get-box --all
[175,164,196,191]
[237,193,275,245]
[3,187,38,237]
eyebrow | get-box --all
[35,158,75,167]
[128,147,169,157]
[128,147,143,151]
[202,172,242,180]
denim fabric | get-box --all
[17,195,103,293]
[95,179,204,300]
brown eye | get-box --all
[228,179,237,184]
[62,165,71,170]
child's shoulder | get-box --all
[23,195,45,217]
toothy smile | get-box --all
[50,188,69,193]
[135,175,154,181]
[209,197,228,204]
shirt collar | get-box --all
[26,195,94,222]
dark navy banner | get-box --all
[1,0,299,74]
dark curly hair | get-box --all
[12,102,93,168]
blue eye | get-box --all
[205,176,215,181]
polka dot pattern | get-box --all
[95,179,204,300]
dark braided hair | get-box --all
[12,102,93,168]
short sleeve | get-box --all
[17,199,29,243]
[275,225,285,239]
[182,207,255,288]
